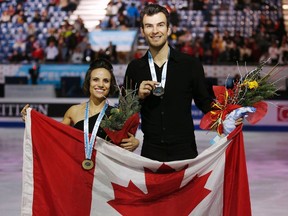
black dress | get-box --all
[73,106,112,141]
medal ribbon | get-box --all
[84,101,108,160]
[148,49,170,88]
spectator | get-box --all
[278,37,288,65]
[268,40,280,64]
[82,43,96,63]
[45,41,59,62]
[256,14,268,32]
[133,48,145,59]
[126,3,140,27]
[274,17,287,43]
[202,25,213,51]
[169,4,179,26]
[25,35,37,61]
[106,1,118,16]
[168,25,183,49]
[12,10,26,25]
[228,41,241,63]
[177,28,192,45]
[46,28,58,46]
[0,10,11,23]
[6,5,16,17]
[105,41,118,64]
[74,30,84,45]
[76,36,88,53]
[115,0,126,13]
[13,28,26,53]
[70,46,83,63]
[249,38,262,63]
[14,3,24,15]
[212,30,225,63]
[63,25,78,57]
[57,35,69,62]
[202,0,212,22]
[26,23,38,37]
[180,40,193,56]
[40,9,50,23]
[193,0,204,10]
[32,10,42,23]
[9,49,25,63]
[61,0,78,12]
[222,30,232,42]
[31,42,45,62]
[193,40,204,60]
[233,30,244,47]
[239,44,252,62]
[255,25,271,53]
[107,15,118,29]
[47,0,60,9]
[117,11,129,29]
[73,15,87,34]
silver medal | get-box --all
[153,86,164,96]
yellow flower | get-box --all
[247,80,259,89]
[242,80,258,89]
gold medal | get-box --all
[82,159,94,170]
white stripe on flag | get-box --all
[90,135,231,216]
[21,108,34,216]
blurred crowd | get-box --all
[0,0,287,65]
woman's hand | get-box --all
[120,132,139,152]
[21,104,30,122]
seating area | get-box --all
[0,0,72,63]
[0,0,286,65]
[177,9,281,38]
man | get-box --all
[123,4,214,162]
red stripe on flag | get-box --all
[30,110,94,216]
[223,125,252,216]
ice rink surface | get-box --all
[0,128,287,215]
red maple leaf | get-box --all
[108,163,212,216]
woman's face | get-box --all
[89,68,111,100]
[141,12,170,50]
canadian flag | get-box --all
[21,109,251,216]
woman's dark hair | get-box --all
[82,58,117,97]
[140,4,170,28]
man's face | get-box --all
[141,12,171,50]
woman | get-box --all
[21,58,139,152]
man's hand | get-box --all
[138,80,159,99]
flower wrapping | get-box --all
[200,86,242,134]
[200,61,279,135]
[103,113,140,145]
[200,86,268,135]
[245,101,268,124]
[100,88,141,145]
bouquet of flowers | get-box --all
[101,87,141,145]
[200,60,280,135]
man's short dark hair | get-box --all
[140,4,170,28]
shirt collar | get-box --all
[140,46,179,67]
